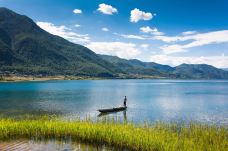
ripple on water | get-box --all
[0,139,123,151]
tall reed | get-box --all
[0,117,227,151]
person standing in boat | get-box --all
[123,96,127,107]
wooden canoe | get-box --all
[98,106,127,113]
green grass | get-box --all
[0,117,227,151]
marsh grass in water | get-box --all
[0,116,227,151]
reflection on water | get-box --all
[98,110,128,123]
[0,80,228,125]
[0,139,122,151]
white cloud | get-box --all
[154,30,228,54]
[182,31,197,35]
[141,44,149,49]
[160,44,186,54]
[153,35,181,43]
[140,26,164,35]
[130,8,154,23]
[36,22,90,43]
[73,9,82,14]
[86,42,141,59]
[150,54,228,68]
[102,27,109,32]
[74,24,81,27]
[97,3,118,15]
[114,33,146,40]
[119,34,145,40]
[140,26,155,33]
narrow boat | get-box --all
[98,106,127,113]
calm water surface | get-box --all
[0,79,228,125]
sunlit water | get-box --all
[0,79,228,125]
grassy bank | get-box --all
[0,118,227,151]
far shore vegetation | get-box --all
[0,116,227,151]
[0,75,167,82]
[0,75,105,82]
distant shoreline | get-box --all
[1,75,228,82]
[0,76,107,82]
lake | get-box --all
[0,79,228,125]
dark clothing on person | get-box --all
[123,96,127,107]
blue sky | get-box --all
[1,0,228,68]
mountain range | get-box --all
[1,7,228,79]
[100,55,228,79]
